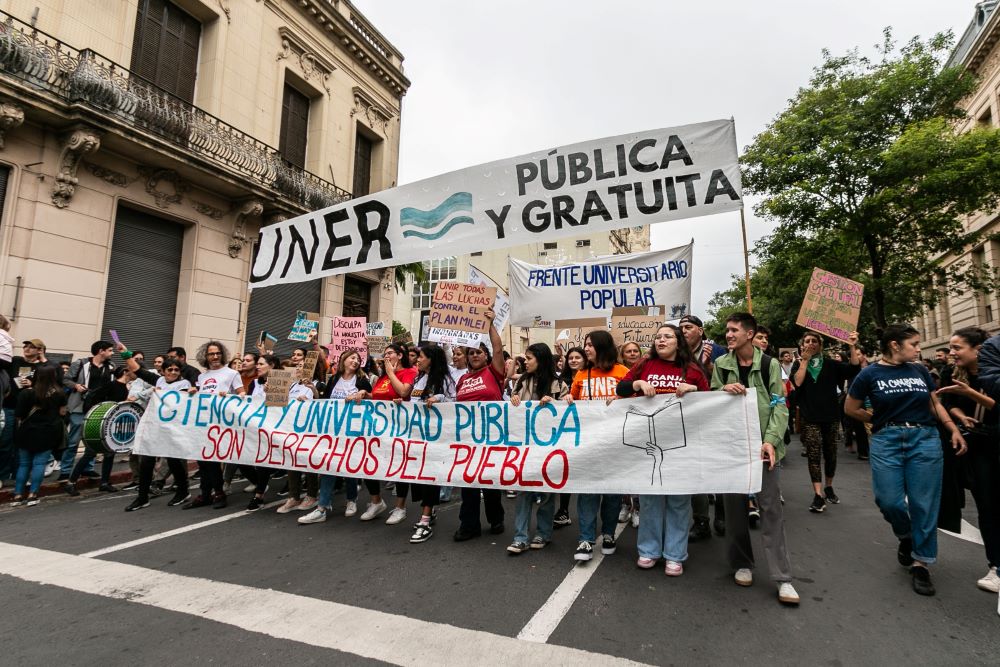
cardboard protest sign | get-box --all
[554,317,608,350]
[137,391,764,495]
[509,245,691,326]
[366,321,386,337]
[366,336,390,359]
[288,311,319,342]
[610,314,662,349]
[301,351,320,382]
[795,268,864,344]
[251,120,740,287]
[264,369,293,407]
[426,281,497,346]
[330,316,368,365]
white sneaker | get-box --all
[344,500,357,517]
[44,460,59,477]
[360,500,387,521]
[618,506,630,523]
[735,568,753,587]
[243,483,256,494]
[977,566,1000,593]
[297,507,328,525]
[385,507,407,525]
[631,509,640,528]
[778,582,800,605]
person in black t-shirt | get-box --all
[790,331,861,513]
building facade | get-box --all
[392,226,651,356]
[915,1,1000,352]
[0,0,408,361]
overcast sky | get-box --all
[354,0,976,316]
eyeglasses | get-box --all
[207,352,222,357]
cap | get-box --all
[22,339,45,350]
[677,315,703,328]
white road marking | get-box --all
[939,519,985,546]
[517,521,628,643]
[0,541,649,667]
[79,500,283,558]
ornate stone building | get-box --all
[916,1,1000,351]
[0,0,408,360]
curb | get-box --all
[0,461,199,502]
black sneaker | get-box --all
[82,471,101,479]
[553,509,572,528]
[506,541,529,555]
[574,541,594,562]
[167,491,191,507]
[64,483,80,497]
[410,524,433,543]
[898,537,914,567]
[910,565,935,596]
[121,481,140,492]
[490,522,505,535]
[809,494,826,513]
[270,472,287,481]
[149,482,164,497]
[601,534,617,555]
[824,486,840,504]
[212,492,228,509]
[713,518,726,536]
[748,502,761,527]
[689,518,712,542]
[453,527,481,542]
[99,483,119,493]
[56,473,69,482]
[246,496,262,512]
[125,498,149,512]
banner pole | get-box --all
[740,206,753,313]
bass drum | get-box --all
[82,401,144,454]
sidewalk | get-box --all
[0,456,196,502]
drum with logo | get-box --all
[82,401,144,454]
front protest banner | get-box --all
[135,391,763,495]
[264,370,293,407]
[508,244,692,326]
[288,311,319,342]
[425,281,497,345]
[795,268,864,343]
[610,314,662,349]
[554,317,608,350]
[367,336,390,359]
[330,316,368,365]
[250,120,741,288]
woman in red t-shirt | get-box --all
[361,343,417,524]
[616,323,708,577]
[453,308,508,541]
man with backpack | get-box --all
[711,312,799,606]
[58,341,115,480]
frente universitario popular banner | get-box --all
[249,119,741,288]
[134,391,764,495]
[508,243,693,327]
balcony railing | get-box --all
[0,11,352,211]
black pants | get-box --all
[70,446,115,484]
[843,416,870,458]
[137,455,187,502]
[966,435,1000,567]
[558,493,571,513]
[198,461,224,498]
[459,488,504,531]
[239,465,270,495]
[692,494,725,523]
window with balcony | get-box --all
[411,257,457,309]
[131,0,201,103]
[279,83,310,169]
[353,131,374,197]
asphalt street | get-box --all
[0,436,997,666]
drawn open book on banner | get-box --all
[622,397,687,485]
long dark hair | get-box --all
[515,343,559,400]
[584,330,618,372]
[632,324,693,379]
[32,365,59,404]
[559,346,585,385]
[417,345,453,399]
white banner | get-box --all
[134,391,762,495]
[508,244,693,326]
[250,120,741,288]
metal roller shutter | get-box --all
[244,280,322,359]
[101,207,183,361]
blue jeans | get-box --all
[15,449,48,496]
[637,494,692,562]
[318,475,358,509]
[60,412,94,476]
[513,492,556,543]
[577,493,622,543]
[870,425,943,564]
[0,407,14,479]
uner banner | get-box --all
[509,244,692,326]
[250,120,740,288]
[134,391,763,495]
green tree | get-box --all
[741,30,1000,328]
[394,262,426,292]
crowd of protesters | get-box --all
[2,310,998,606]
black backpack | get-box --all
[726,353,773,390]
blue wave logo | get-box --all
[400,192,474,240]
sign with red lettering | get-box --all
[795,268,864,344]
[134,391,764,495]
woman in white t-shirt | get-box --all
[299,349,373,526]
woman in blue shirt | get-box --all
[844,324,966,597]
